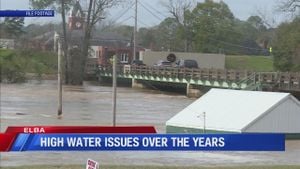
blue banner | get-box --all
[11,134,285,152]
[0,10,54,17]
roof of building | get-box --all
[166,88,297,132]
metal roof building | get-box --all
[166,89,300,138]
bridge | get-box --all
[94,65,300,97]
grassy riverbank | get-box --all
[226,55,274,72]
[0,49,57,82]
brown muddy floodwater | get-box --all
[0,80,300,167]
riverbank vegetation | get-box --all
[0,49,57,82]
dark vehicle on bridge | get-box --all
[131,60,146,66]
[176,59,198,69]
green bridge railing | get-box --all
[96,65,300,91]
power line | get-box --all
[108,0,167,28]
[117,16,133,25]
[138,1,164,22]
[209,38,265,51]
[110,2,135,24]
[111,1,134,21]
[142,1,169,19]
[115,15,151,28]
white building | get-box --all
[166,89,300,138]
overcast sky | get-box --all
[0,0,288,27]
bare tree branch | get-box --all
[87,0,121,26]
[278,0,300,13]
[161,0,194,25]
[77,0,122,84]
[161,0,195,52]
[255,8,276,28]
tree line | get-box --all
[100,0,300,71]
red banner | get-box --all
[5,126,157,134]
[0,134,16,151]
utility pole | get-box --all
[57,35,63,118]
[197,112,206,134]
[112,54,117,126]
[133,0,138,60]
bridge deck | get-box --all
[96,65,300,91]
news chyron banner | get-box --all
[0,126,285,152]
[0,10,54,17]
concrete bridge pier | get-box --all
[186,83,202,98]
[132,79,145,89]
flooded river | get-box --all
[0,80,300,167]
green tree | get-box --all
[155,17,182,52]
[230,19,260,55]
[273,18,300,71]
[138,27,149,47]
[3,17,25,38]
[162,0,194,52]
[225,16,271,55]
[191,0,235,53]
[247,15,271,51]
[247,16,267,32]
